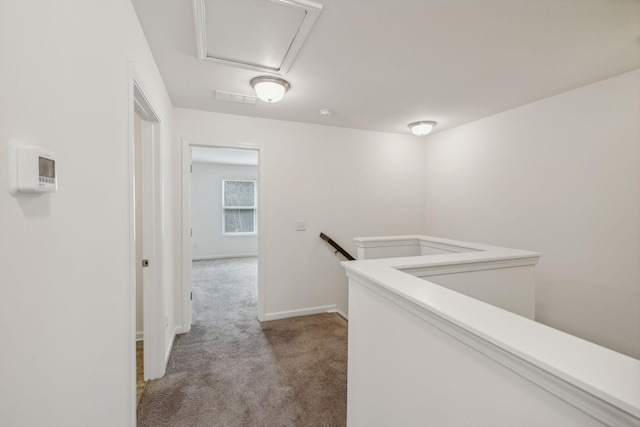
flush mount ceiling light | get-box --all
[408,121,437,136]
[250,76,290,103]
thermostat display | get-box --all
[39,157,55,180]
[9,139,57,195]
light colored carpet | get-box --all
[137,257,348,427]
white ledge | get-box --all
[343,235,640,426]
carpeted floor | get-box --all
[137,257,348,427]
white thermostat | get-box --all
[9,139,57,195]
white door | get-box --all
[133,79,165,382]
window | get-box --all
[222,180,256,234]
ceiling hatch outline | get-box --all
[193,0,323,76]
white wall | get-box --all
[0,1,174,426]
[174,108,426,319]
[191,162,258,259]
[424,69,640,359]
[347,278,616,427]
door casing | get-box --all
[128,63,166,423]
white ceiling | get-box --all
[192,146,259,165]
[132,0,640,136]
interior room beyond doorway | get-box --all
[190,146,259,261]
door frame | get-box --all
[128,64,166,420]
[180,140,266,332]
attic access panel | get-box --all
[193,0,323,76]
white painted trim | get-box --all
[418,239,480,254]
[141,116,165,382]
[191,0,207,62]
[277,0,322,76]
[127,64,137,427]
[354,235,499,253]
[128,64,166,398]
[181,141,193,333]
[192,253,258,261]
[401,256,540,277]
[355,237,420,249]
[136,331,143,341]
[336,309,349,321]
[263,304,338,322]
[165,328,177,369]
[133,83,161,122]
[174,325,190,335]
[192,0,322,76]
[256,147,266,322]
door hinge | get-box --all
[142,259,149,267]
[190,228,193,237]
[190,164,192,173]
[190,292,193,301]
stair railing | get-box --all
[319,232,356,261]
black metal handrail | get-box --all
[320,232,356,261]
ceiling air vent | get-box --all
[214,90,257,105]
[193,0,323,76]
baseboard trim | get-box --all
[192,253,257,261]
[136,331,143,341]
[164,328,177,369]
[335,308,349,321]
[174,325,190,335]
[263,304,338,321]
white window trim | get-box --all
[222,179,257,236]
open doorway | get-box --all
[191,148,258,260]
[133,112,145,404]
[181,144,263,331]
[130,72,166,420]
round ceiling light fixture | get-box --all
[408,121,437,136]
[250,76,290,103]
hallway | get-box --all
[137,257,348,426]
